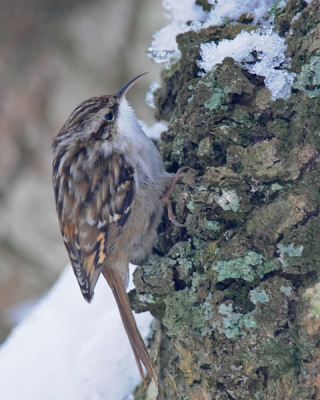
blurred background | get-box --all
[0,0,166,343]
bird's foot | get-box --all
[160,166,189,227]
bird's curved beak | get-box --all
[115,72,148,102]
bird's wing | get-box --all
[57,153,135,302]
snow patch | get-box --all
[198,30,296,100]
[148,0,295,101]
[147,0,283,67]
[145,80,161,109]
[204,0,282,28]
[0,264,153,400]
[139,120,168,141]
[147,0,207,65]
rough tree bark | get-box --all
[131,1,320,398]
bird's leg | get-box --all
[160,166,189,227]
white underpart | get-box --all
[116,98,167,189]
[0,265,153,400]
[117,98,148,146]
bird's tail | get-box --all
[103,267,157,386]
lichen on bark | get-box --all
[131,1,320,399]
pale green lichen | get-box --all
[268,0,287,17]
[214,189,240,212]
[163,60,181,79]
[206,220,220,231]
[311,306,320,317]
[163,289,213,337]
[197,80,214,88]
[232,108,248,124]
[249,289,269,304]
[271,182,283,191]
[280,285,292,296]
[195,185,207,192]
[177,258,193,276]
[212,251,274,282]
[304,283,320,318]
[187,95,194,104]
[138,293,156,304]
[278,243,303,257]
[293,55,320,98]
[204,87,225,110]
[170,240,193,259]
[145,381,158,400]
[220,124,229,131]
[190,273,208,293]
[196,69,217,89]
[202,293,214,320]
[169,241,194,278]
[216,303,256,338]
[277,243,304,268]
[187,201,195,211]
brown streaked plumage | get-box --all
[52,73,185,385]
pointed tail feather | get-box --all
[103,267,157,385]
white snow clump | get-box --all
[147,0,283,67]
[145,80,161,109]
[147,0,296,101]
[198,30,296,100]
[139,120,168,141]
[147,0,207,65]
[203,0,284,27]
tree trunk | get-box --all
[131,1,320,398]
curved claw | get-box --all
[166,198,186,227]
[160,167,190,203]
[161,166,189,228]
[170,219,186,228]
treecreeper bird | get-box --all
[52,73,186,385]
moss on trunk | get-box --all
[131,1,320,398]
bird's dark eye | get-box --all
[104,112,114,121]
